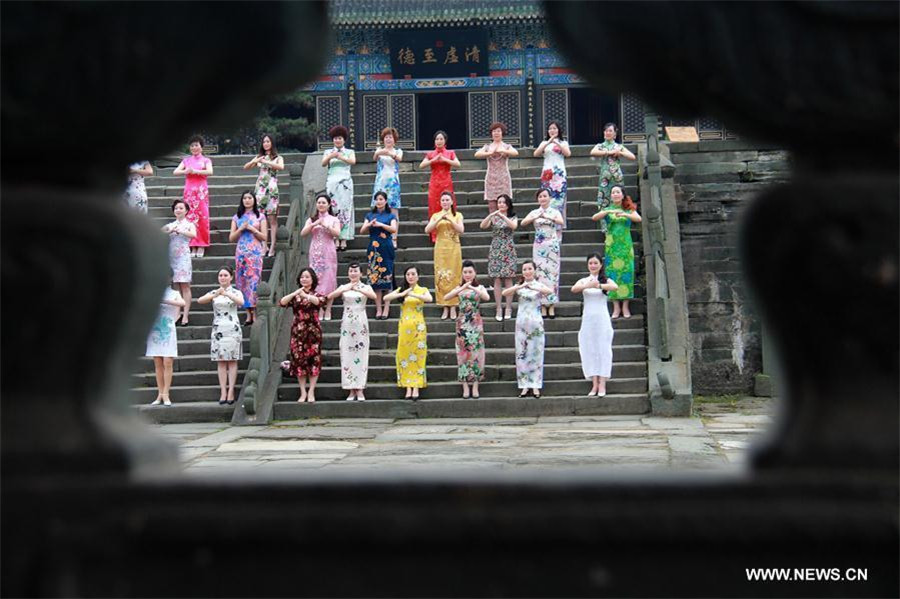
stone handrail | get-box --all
[638,114,693,416]
[232,159,311,424]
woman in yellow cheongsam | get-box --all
[384,266,433,399]
[424,190,464,320]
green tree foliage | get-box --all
[203,90,317,154]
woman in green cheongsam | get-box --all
[592,185,641,319]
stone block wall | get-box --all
[669,141,791,394]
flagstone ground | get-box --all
[149,396,774,476]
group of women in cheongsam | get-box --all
[136,134,283,406]
[277,120,639,404]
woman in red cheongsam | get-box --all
[419,130,461,243]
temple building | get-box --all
[307,0,736,150]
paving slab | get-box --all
[533,419,646,429]
[668,436,719,455]
[182,426,266,448]
[536,415,644,423]
[374,426,530,442]
[215,440,360,452]
[245,426,386,440]
[641,417,707,433]
[391,417,537,426]
[254,459,341,470]
[153,423,228,434]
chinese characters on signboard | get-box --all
[388,28,490,79]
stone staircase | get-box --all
[273,145,651,419]
[131,153,303,422]
[131,146,651,422]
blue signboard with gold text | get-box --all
[387,28,489,79]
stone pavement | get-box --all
[151,397,774,477]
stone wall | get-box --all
[669,141,791,394]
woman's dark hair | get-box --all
[328,125,349,140]
[188,135,204,147]
[440,190,457,216]
[371,190,389,213]
[495,193,515,217]
[237,190,260,218]
[433,130,448,144]
[396,265,418,293]
[611,185,637,211]
[297,267,319,291]
[171,199,188,212]
[347,262,360,270]
[258,134,279,158]
[545,120,565,140]
[586,253,608,292]
[217,265,235,278]
[488,122,507,135]
[518,259,537,285]
[461,259,479,287]
[603,122,618,135]
[535,188,550,201]
[311,191,334,221]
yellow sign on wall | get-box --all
[665,126,700,142]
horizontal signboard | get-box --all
[388,28,489,79]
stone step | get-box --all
[139,325,645,358]
[344,242,643,263]
[176,243,281,258]
[131,347,646,390]
[327,327,644,350]
[151,311,644,330]
[348,169,638,189]
[185,253,639,278]
[146,205,293,221]
[148,230,641,259]
[154,153,307,168]
[343,199,640,222]
[143,184,636,210]
[149,212,635,236]
[142,195,640,221]
[271,394,651,420]
[277,377,648,401]
[167,338,251,356]
[135,402,235,424]
[184,280,647,305]
[132,343,647,383]
[129,372,648,404]
[669,149,787,163]
[350,186,624,206]
[145,165,637,188]
[318,345,649,367]
[132,360,649,387]
[136,354,251,372]
[145,180,292,199]
[143,228,286,246]
[354,228,638,247]
[155,145,639,167]
[137,322,644,351]
[160,153,635,173]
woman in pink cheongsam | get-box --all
[173,135,213,257]
[300,192,341,320]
